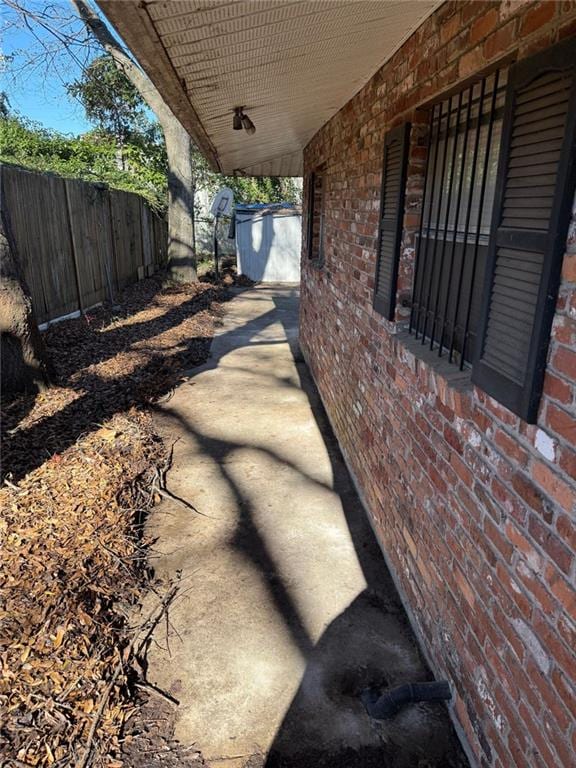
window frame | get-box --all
[409,69,507,368]
[306,168,325,265]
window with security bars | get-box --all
[410,69,507,366]
[408,35,576,422]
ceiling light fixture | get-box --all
[233,107,255,135]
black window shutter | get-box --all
[306,172,316,257]
[473,38,576,423]
[373,123,410,320]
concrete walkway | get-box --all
[147,286,467,768]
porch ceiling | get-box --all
[97,0,440,176]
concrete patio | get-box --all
[145,286,467,768]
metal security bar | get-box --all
[410,70,507,368]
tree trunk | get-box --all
[71,0,198,283]
[0,206,53,395]
[165,121,196,283]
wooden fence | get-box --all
[1,164,168,325]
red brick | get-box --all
[515,559,555,615]
[495,561,532,618]
[545,718,576,768]
[532,460,575,511]
[458,45,484,78]
[484,517,514,562]
[552,345,576,379]
[451,451,474,486]
[506,520,540,564]
[553,316,576,346]
[492,603,526,662]
[444,422,463,453]
[494,428,529,468]
[462,1,485,25]
[469,7,499,44]
[440,11,462,45]
[560,612,576,665]
[450,388,473,419]
[527,659,573,734]
[488,400,520,433]
[534,612,576,685]
[520,2,557,37]
[551,668,576,721]
[556,512,576,550]
[528,515,573,574]
[300,3,576,765]
[511,471,549,518]
[518,701,560,768]
[454,565,476,609]
[545,562,576,617]
[484,20,516,60]
[559,446,576,480]
[491,476,527,524]
[547,403,576,444]
[543,372,572,405]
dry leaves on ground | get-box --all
[2,275,226,483]
[0,275,229,766]
[1,413,163,766]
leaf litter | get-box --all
[0,273,235,766]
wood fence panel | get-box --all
[3,165,167,323]
[2,165,78,323]
[110,189,143,289]
[65,178,114,310]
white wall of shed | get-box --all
[236,213,302,282]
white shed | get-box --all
[235,204,301,283]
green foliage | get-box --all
[0,113,168,211]
[224,175,301,205]
[1,52,301,216]
[67,56,148,144]
[193,160,302,209]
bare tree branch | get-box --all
[69,0,173,128]
[3,0,199,282]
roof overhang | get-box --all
[97,1,441,176]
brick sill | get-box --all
[394,329,474,397]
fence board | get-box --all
[3,165,169,324]
[65,178,114,310]
[2,165,78,323]
[110,188,143,289]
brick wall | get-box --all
[299,2,576,767]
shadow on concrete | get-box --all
[149,287,469,768]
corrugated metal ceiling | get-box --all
[98,0,440,176]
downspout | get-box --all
[361,680,452,720]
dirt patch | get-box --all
[1,274,229,767]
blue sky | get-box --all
[5,34,91,134]
[3,3,103,135]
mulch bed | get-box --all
[0,273,231,767]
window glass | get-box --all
[411,69,507,366]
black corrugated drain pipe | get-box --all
[361,681,452,720]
